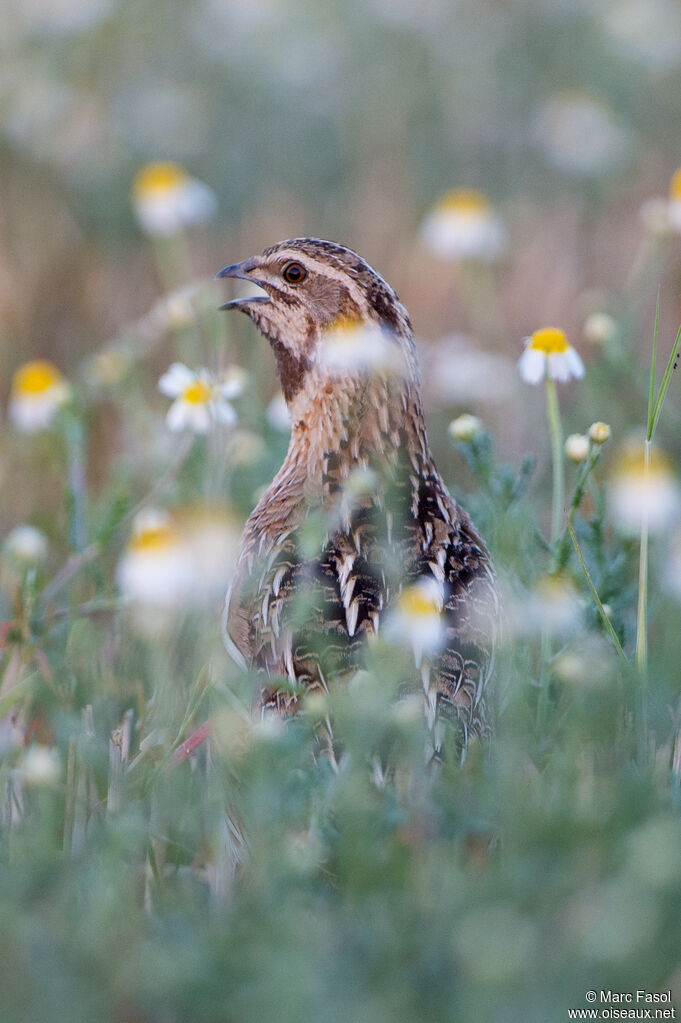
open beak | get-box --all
[216,259,271,311]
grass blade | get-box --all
[567,521,628,667]
[647,290,660,440]
[649,321,681,441]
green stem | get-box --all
[567,522,628,667]
[554,447,600,572]
[545,378,564,546]
[536,629,552,738]
[64,412,88,553]
[635,439,651,678]
[634,438,651,761]
[536,377,565,736]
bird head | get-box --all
[217,238,415,403]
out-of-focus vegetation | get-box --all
[2,1,681,1021]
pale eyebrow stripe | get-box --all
[267,251,368,307]
[271,251,346,276]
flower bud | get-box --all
[3,525,48,568]
[449,413,483,442]
[589,421,611,445]
[565,433,589,463]
[583,313,617,345]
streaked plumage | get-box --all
[218,238,497,751]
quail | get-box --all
[218,238,498,751]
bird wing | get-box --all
[224,484,390,708]
[435,513,498,743]
[401,467,498,743]
[224,464,497,741]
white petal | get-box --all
[421,210,506,262]
[547,352,571,382]
[609,476,681,536]
[176,179,218,227]
[213,400,237,427]
[9,396,60,433]
[188,404,211,433]
[166,400,189,431]
[566,346,585,379]
[518,348,545,384]
[159,363,194,397]
[117,547,196,607]
[135,194,185,238]
[220,379,244,399]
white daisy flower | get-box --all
[3,525,48,568]
[518,327,585,385]
[20,746,61,788]
[420,189,506,263]
[174,505,240,606]
[318,316,404,376]
[132,162,217,238]
[158,362,243,433]
[8,360,70,433]
[117,506,239,617]
[608,441,681,536]
[387,576,445,668]
[116,508,195,608]
[424,334,517,406]
[507,575,581,639]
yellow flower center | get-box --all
[669,168,681,201]
[398,585,440,619]
[437,189,490,216]
[327,313,365,337]
[528,327,570,355]
[129,524,179,553]
[613,443,674,482]
[536,574,575,602]
[133,162,189,199]
[183,379,212,404]
[12,360,62,396]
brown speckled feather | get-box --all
[219,238,498,749]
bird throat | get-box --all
[270,337,311,403]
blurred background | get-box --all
[3,4,681,1021]
[2,0,681,482]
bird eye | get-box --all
[282,261,307,285]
